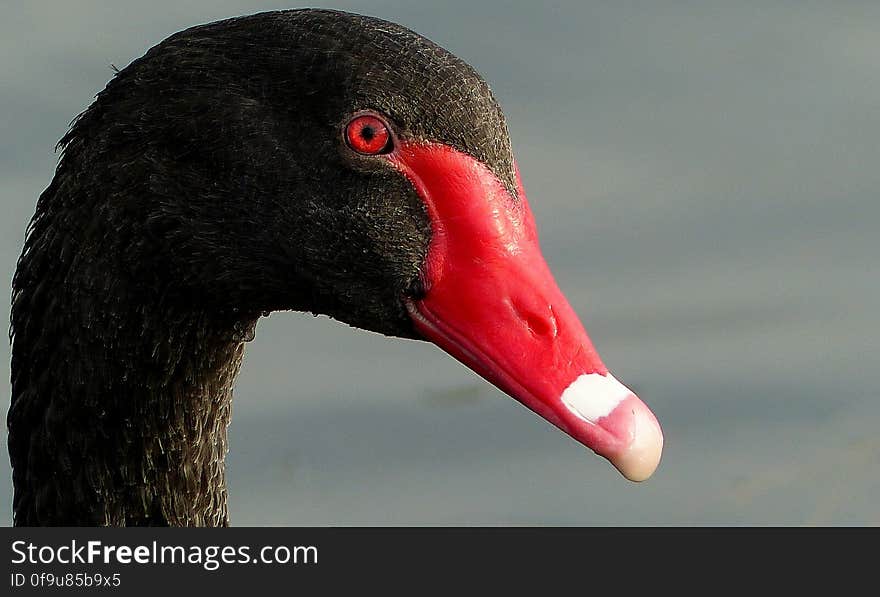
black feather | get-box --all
[9,9,515,526]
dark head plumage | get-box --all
[28,9,516,336]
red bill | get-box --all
[391,141,663,481]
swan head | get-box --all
[45,9,662,481]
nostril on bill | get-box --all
[511,300,558,338]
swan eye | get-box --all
[344,114,393,155]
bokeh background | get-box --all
[2,1,878,525]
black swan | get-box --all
[8,9,662,526]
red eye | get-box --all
[344,114,392,155]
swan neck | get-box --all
[10,246,254,525]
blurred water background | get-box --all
[2,1,878,525]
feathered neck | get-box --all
[9,169,256,526]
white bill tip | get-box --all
[560,372,663,482]
[560,372,631,423]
